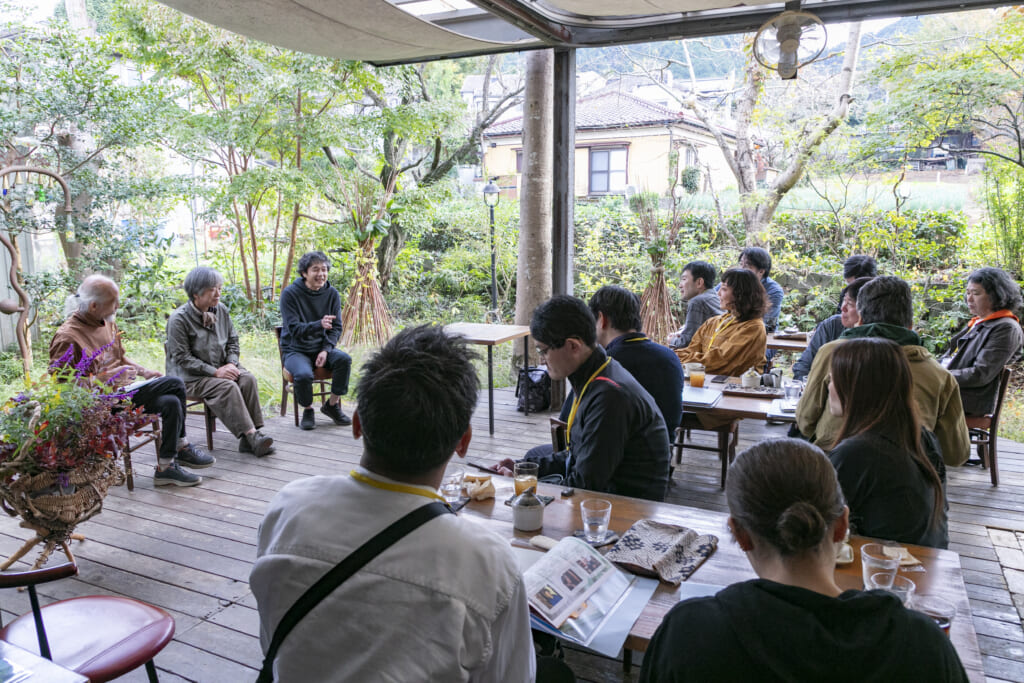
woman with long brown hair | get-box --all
[828,337,948,548]
[675,268,767,376]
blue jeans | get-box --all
[284,349,352,407]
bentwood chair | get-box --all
[967,366,1013,487]
[274,326,333,426]
[0,560,175,682]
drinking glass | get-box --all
[861,543,899,588]
[686,363,706,388]
[514,462,539,495]
[782,378,803,408]
[580,499,612,543]
[440,465,465,504]
[912,595,956,635]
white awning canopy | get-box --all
[158,0,1016,65]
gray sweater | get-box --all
[165,302,241,382]
[669,289,723,349]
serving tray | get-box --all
[722,383,785,398]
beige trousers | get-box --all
[186,371,263,439]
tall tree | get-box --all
[628,23,863,241]
[865,8,1024,170]
[117,0,371,304]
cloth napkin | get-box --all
[605,519,718,585]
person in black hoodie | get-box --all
[280,251,352,430]
[640,438,966,683]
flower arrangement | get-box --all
[0,343,155,483]
[0,342,156,569]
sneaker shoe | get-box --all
[239,430,275,457]
[176,444,216,469]
[154,462,202,487]
[321,402,352,426]
[300,408,316,430]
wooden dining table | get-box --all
[445,322,531,435]
[767,331,810,353]
[684,377,797,423]
[460,479,984,681]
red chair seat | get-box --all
[0,596,174,683]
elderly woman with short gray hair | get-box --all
[165,266,274,457]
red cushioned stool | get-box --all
[0,560,174,682]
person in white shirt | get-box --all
[250,325,537,682]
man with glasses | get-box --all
[498,295,670,501]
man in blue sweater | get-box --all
[279,251,352,430]
[590,285,684,434]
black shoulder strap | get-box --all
[256,501,452,683]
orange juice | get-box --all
[689,370,706,387]
[514,475,538,495]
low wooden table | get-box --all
[461,481,983,681]
[445,323,531,435]
[767,332,810,353]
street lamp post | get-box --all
[482,179,500,321]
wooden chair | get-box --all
[0,559,175,682]
[671,417,740,489]
[274,326,333,426]
[549,418,568,452]
[124,422,161,492]
[966,366,1012,487]
[185,396,217,450]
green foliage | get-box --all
[983,161,1024,277]
[678,167,701,195]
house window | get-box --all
[516,150,523,173]
[685,145,699,167]
[589,148,627,194]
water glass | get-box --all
[514,462,539,496]
[912,595,956,635]
[440,465,465,504]
[861,543,899,588]
[886,575,916,605]
[685,363,706,388]
[782,378,803,409]
[580,498,612,543]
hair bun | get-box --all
[775,500,827,554]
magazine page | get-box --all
[523,536,615,627]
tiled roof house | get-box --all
[482,90,735,199]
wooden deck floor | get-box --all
[0,388,1022,682]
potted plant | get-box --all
[0,342,155,569]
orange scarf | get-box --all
[967,309,1019,330]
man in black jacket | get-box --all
[499,295,670,501]
[279,251,352,430]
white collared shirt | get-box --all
[251,467,535,682]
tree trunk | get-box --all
[515,50,554,336]
[375,220,405,292]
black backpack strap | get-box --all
[256,501,452,683]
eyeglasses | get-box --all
[535,341,565,358]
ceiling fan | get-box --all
[752,6,828,80]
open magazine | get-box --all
[519,536,657,656]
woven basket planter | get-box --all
[0,458,125,543]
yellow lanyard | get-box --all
[350,470,445,502]
[624,335,649,343]
[707,314,735,350]
[566,358,611,446]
